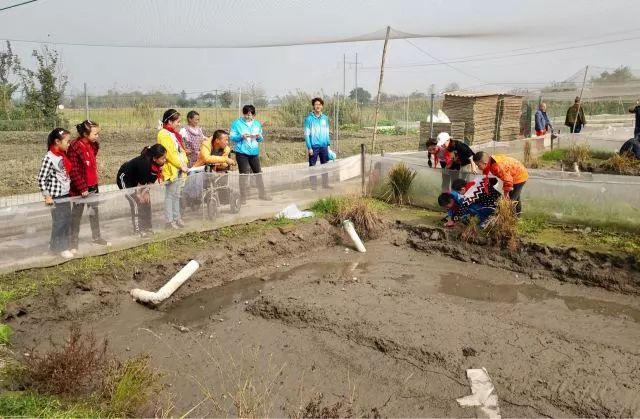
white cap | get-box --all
[436,132,451,146]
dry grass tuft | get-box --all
[460,216,480,243]
[331,196,384,240]
[566,141,591,165]
[600,153,640,175]
[383,163,417,205]
[483,197,519,251]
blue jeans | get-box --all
[309,146,329,189]
[165,179,182,223]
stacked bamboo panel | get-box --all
[418,121,465,150]
[496,95,523,141]
[443,93,499,144]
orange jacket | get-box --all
[485,154,528,193]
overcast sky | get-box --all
[1,0,639,98]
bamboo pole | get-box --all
[366,26,391,195]
[572,65,589,134]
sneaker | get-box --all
[240,197,247,205]
[60,250,74,259]
[166,222,180,230]
[140,229,154,238]
[93,237,111,246]
[70,248,78,255]
[175,219,186,228]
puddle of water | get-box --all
[164,261,370,325]
[439,273,640,323]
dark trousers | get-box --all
[236,153,266,199]
[509,182,526,215]
[70,185,101,248]
[309,146,329,189]
[439,161,459,192]
[118,175,152,234]
[570,124,583,134]
[50,196,71,252]
[124,193,152,234]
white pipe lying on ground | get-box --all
[343,220,366,253]
[131,260,200,305]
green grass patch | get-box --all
[0,324,12,345]
[0,392,100,418]
[517,216,548,236]
[541,148,614,162]
[541,149,568,161]
[104,354,161,417]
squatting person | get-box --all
[473,151,529,215]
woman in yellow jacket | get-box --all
[158,108,189,229]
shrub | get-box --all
[14,326,108,396]
[483,197,519,251]
[383,163,416,205]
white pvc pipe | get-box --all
[343,220,366,253]
[131,260,200,305]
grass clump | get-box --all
[4,327,162,417]
[566,141,591,165]
[310,196,385,240]
[600,153,640,175]
[0,324,11,345]
[484,197,519,251]
[0,392,100,418]
[541,149,568,161]
[460,216,480,243]
[103,354,161,417]
[383,162,417,205]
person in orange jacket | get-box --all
[473,151,528,214]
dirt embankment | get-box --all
[399,221,640,295]
[4,218,640,417]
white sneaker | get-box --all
[60,250,74,259]
[70,248,78,255]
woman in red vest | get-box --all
[68,120,110,253]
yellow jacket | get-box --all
[157,129,188,181]
[194,139,232,171]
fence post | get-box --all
[84,83,89,120]
[429,93,435,139]
[360,143,366,195]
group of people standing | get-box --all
[427,132,529,228]
[38,97,334,259]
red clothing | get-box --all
[535,129,547,136]
[68,137,100,196]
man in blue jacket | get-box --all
[304,97,332,190]
[534,102,552,136]
[230,104,271,203]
